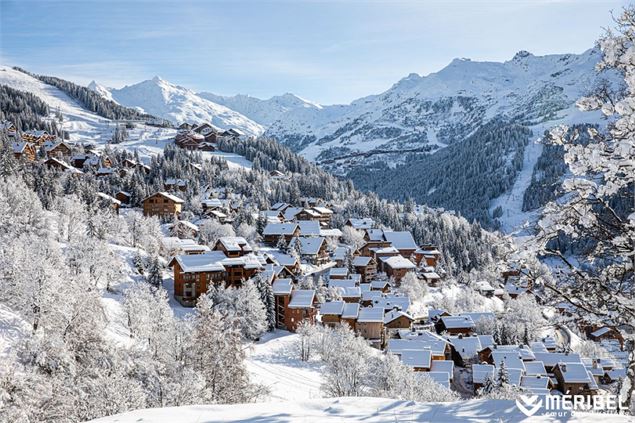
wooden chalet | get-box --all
[142,192,184,219]
[115,191,131,204]
[352,256,377,283]
[275,288,317,332]
[213,236,253,257]
[382,256,416,283]
[356,307,385,345]
[320,301,345,328]
[262,223,300,245]
[435,315,476,335]
[12,142,36,161]
[21,130,55,145]
[44,140,72,159]
[96,192,121,214]
[288,236,329,265]
[384,309,414,330]
[553,362,598,396]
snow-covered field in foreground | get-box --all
[89,397,629,422]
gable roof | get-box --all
[347,218,375,230]
[143,192,185,204]
[384,309,414,324]
[297,220,321,236]
[440,315,476,329]
[217,236,252,252]
[352,256,373,266]
[357,307,384,323]
[342,303,360,319]
[383,255,416,270]
[289,237,325,255]
[320,301,345,316]
[397,349,432,369]
[263,223,298,236]
[472,364,496,384]
[383,231,418,250]
[272,278,293,295]
[288,290,315,309]
[556,362,593,384]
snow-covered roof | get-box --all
[312,206,333,215]
[357,307,384,323]
[384,309,413,324]
[267,251,298,267]
[97,192,121,205]
[397,349,432,369]
[320,301,345,316]
[524,361,547,376]
[347,218,375,230]
[388,339,446,357]
[362,290,382,302]
[12,141,30,153]
[472,364,495,384]
[332,246,350,261]
[290,237,325,255]
[297,220,321,236]
[342,303,360,319]
[383,256,416,270]
[373,295,410,313]
[474,281,495,291]
[556,362,593,384]
[263,223,298,236]
[447,335,482,359]
[477,335,495,350]
[272,278,293,295]
[430,360,454,375]
[202,198,224,208]
[337,287,361,299]
[590,327,613,337]
[440,315,475,329]
[529,342,548,353]
[426,371,450,389]
[172,251,228,272]
[283,207,303,221]
[458,312,495,323]
[491,351,526,371]
[371,280,389,289]
[320,228,342,237]
[366,228,385,242]
[144,192,185,204]
[175,220,199,231]
[374,246,400,255]
[329,267,349,277]
[521,375,549,390]
[270,202,289,211]
[422,272,441,280]
[352,256,372,266]
[288,289,315,309]
[217,236,251,252]
[533,352,582,367]
[383,231,417,250]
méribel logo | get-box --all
[516,395,542,417]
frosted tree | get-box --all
[518,7,635,410]
[321,324,371,397]
[199,219,235,247]
[253,274,276,331]
[399,272,427,302]
[341,226,366,250]
[145,254,163,288]
[208,284,267,340]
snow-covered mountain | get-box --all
[90,76,265,137]
[265,49,609,162]
[87,80,116,103]
[197,92,322,126]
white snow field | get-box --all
[88,397,630,422]
[0,66,252,170]
[244,331,324,401]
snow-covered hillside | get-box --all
[88,397,629,422]
[91,77,265,136]
[266,49,611,163]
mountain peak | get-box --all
[512,50,533,61]
[151,75,163,83]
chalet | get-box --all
[43,157,74,172]
[262,209,284,223]
[12,142,36,161]
[213,236,253,257]
[271,202,291,212]
[96,167,115,177]
[341,302,360,330]
[311,206,334,225]
[285,289,318,332]
[431,360,455,382]
[553,362,598,396]
[447,334,483,367]
[320,301,345,327]
[273,279,293,329]
[297,220,321,237]
[428,309,451,324]
[421,271,441,286]
[266,251,301,279]
[329,267,349,280]
[122,158,137,168]
[588,326,623,347]
[136,163,151,174]
[96,192,121,214]
[0,120,17,136]
[178,123,193,131]
[270,170,286,179]
[43,140,72,158]
[294,208,322,222]
[21,130,55,145]
[435,315,476,335]
[427,372,451,389]
[346,218,375,230]
[169,251,263,306]
[142,192,184,219]
[165,178,187,191]
[520,375,550,395]
[370,279,390,292]
[352,256,377,283]
[396,349,432,372]
[162,237,210,256]
[356,307,385,344]
[336,286,362,303]
[288,237,329,265]
[383,231,418,258]
[472,364,495,392]
[332,246,352,267]
[372,295,410,314]
[384,309,414,330]
[532,352,582,373]
[115,191,131,204]
[201,198,226,212]
[383,256,416,283]
[474,281,496,297]
[414,245,442,267]
[262,223,300,245]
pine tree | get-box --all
[146,255,162,288]
[254,275,276,331]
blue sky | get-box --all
[0,0,628,104]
